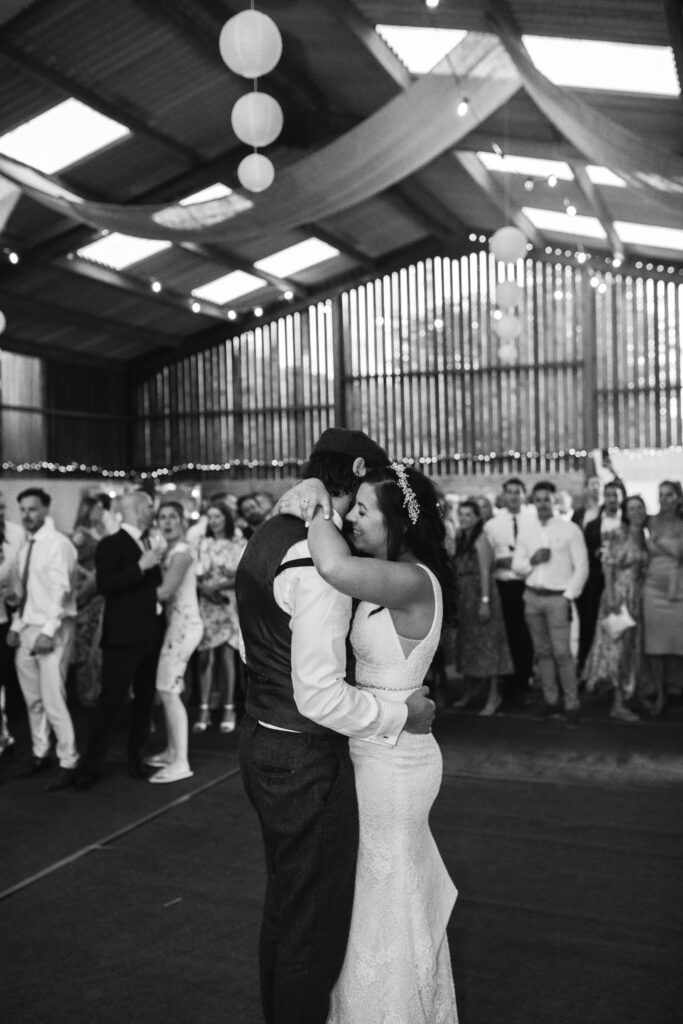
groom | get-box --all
[236,428,435,1024]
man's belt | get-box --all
[525,586,565,596]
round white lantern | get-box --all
[238,152,275,192]
[0,310,5,335]
[231,92,283,147]
[493,312,521,341]
[490,226,527,263]
[496,280,523,308]
[219,11,283,79]
[498,341,517,364]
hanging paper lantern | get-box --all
[493,312,521,341]
[0,310,5,335]
[238,152,275,192]
[219,10,283,79]
[490,226,527,263]
[496,280,523,308]
[231,92,283,147]
[498,341,517,364]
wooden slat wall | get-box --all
[0,351,129,467]
[134,255,683,477]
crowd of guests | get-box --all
[439,475,683,723]
[1,470,682,791]
[0,485,274,790]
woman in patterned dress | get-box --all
[194,502,246,734]
[70,494,110,706]
[145,500,203,783]
[453,499,513,714]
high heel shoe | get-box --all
[192,705,211,733]
[220,705,236,734]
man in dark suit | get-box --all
[75,490,163,789]
[574,480,626,679]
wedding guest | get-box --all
[513,481,588,723]
[236,493,269,540]
[194,501,246,734]
[484,477,534,708]
[0,490,24,759]
[572,474,603,530]
[70,494,110,707]
[474,493,496,523]
[584,496,649,721]
[8,488,79,790]
[144,501,203,783]
[575,480,627,680]
[452,500,513,715]
[74,490,164,790]
[642,480,683,714]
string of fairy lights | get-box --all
[6,446,683,481]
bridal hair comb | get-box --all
[390,461,420,525]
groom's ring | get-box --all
[302,497,310,504]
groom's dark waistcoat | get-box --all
[236,514,334,735]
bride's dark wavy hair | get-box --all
[362,465,457,625]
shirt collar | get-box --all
[120,522,142,542]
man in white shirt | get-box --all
[236,428,435,1024]
[512,480,589,723]
[484,477,535,707]
[0,490,24,759]
[7,487,79,789]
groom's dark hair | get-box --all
[301,428,388,497]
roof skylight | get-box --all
[0,98,130,174]
[585,166,626,188]
[179,183,234,205]
[522,37,680,96]
[76,233,172,269]
[192,270,266,305]
[614,221,683,253]
[522,207,606,239]
[476,152,573,180]
[254,238,340,277]
[375,25,467,74]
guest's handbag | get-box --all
[603,604,636,640]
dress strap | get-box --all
[274,557,314,577]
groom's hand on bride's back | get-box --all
[404,686,436,733]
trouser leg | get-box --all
[546,595,578,710]
[15,626,50,758]
[82,643,147,771]
[128,637,161,763]
[497,580,533,698]
[239,716,358,1024]
[524,593,559,706]
[36,621,78,768]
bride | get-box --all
[283,461,458,1024]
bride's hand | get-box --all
[276,479,332,523]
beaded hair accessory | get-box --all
[390,461,420,525]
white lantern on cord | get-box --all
[496,280,523,308]
[219,11,282,79]
[238,152,275,192]
[0,310,5,335]
[493,312,521,341]
[490,226,527,263]
[231,92,283,147]
[498,341,517,364]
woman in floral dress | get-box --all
[585,495,649,721]
[71,494,111,706]
[195,501,246,733]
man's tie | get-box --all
[18,538,35,616]
[512,514,518,543]
[140,530,151,551]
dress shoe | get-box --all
[0,741,16,762]
[531,702,561,720]
[149,762,194,784]
[18,755,52,778]
[45,767,78,792]
[74,768,99,791]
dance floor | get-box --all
[1,704,682,1024]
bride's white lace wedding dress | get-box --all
[327,565,458,1024]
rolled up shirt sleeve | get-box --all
[284,554,406,746]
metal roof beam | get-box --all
[0,37,198,168]
[178,243,307,300]
[318,0,412,90]
[570,162,625,258]
[453,151,544,248]
[0,289,181,349]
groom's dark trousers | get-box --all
[239,713,358,1024]
[236,514,359,1024]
